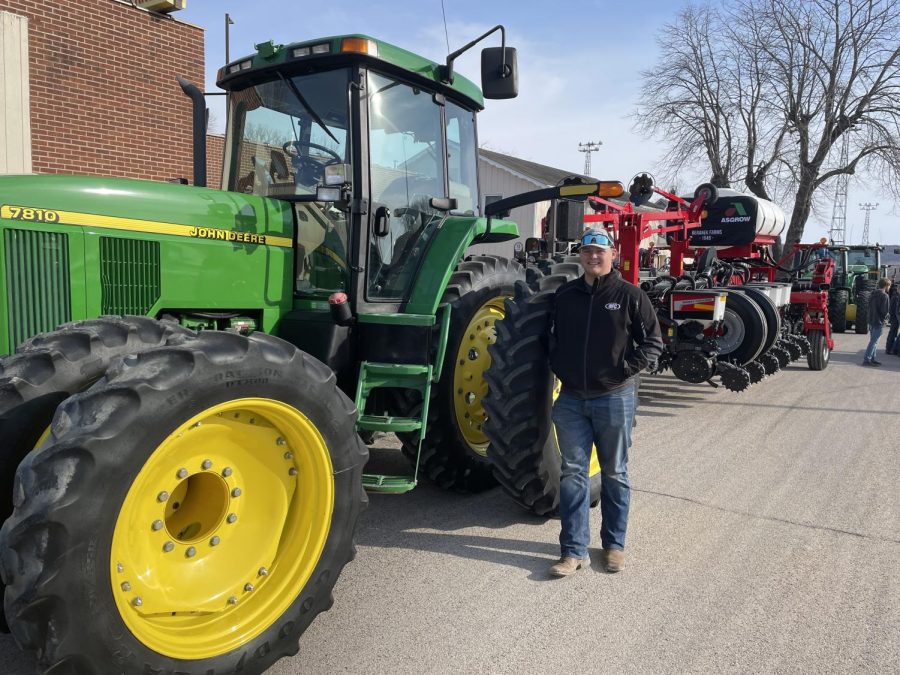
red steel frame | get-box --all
[582,188,834,351]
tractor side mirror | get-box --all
[481,47,518,99]
[374,206,391,237]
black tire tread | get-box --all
[0,331,367,673]
[396,254,523,492]
[483,267,602,516]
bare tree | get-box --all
[636,0,900,245]
[635,4,738,188]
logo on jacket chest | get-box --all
[605,302,621,310]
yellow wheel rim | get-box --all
[453,296,509,456]
[33,426,52,450]
[552,378,602,477]
[110,398,334,660]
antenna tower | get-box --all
[828,134,850,245]
[859,202,878,245]
[578,141,602,176]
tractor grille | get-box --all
[3,229,72,351]
[100,237,161,315]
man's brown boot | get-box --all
[549,556,589,577]
[602,549,625,573]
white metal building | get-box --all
[471,148,593,258]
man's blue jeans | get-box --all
[865,323,884,361]
[551,385,635,559]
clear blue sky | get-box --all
[178,1,897,244]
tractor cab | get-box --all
[216,34,514,311]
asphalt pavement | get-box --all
[1,332,898,674]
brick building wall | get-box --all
[207,133,224,190]
[0,0,204,183]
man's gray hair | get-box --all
[878,277,892,289]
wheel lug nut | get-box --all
[289,468,298,476]
[222,467,233,477]
[227,513,237,524]
[202,459,212,470]
[186,546,197,558]
[121,582,131,592]
[210,536,220,546]
[244,583,254,592]
[231,487,242,498]
[163,541,175,553]
[176,468,188,479]
[132,597,143,607]
[283,451,293,460]
[228,596,238,605]
[117,563,124,573]
[151,519,164,531]
[276,437,286,446]
[258,567,268,577]
[157,491,169,502]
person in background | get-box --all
[884,283,900,356]
[863,278,892,366]
[547,228,663,577]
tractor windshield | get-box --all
[847,249,878,268]
[226,69,350,199]
[226,69,353,294]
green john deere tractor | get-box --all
[823,244,883,333]
[0,30,619,673]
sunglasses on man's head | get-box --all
[580,232,612,248]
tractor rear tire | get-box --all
[807,330,830,370]
[0,331,367,673]
[0,316,193,632]
[483,269,603,516]
[396,255,523,492]
[854,279,877,334]
[828,289,848,333]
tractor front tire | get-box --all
[854,279,877,334]
[807,330,830,370]
[827,289,848,333]
[484,269,603,516]
[0,316,192,631]
[397,255,523,492]
[0,331,367,673]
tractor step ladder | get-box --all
[355,307,450,494]
[356,362,432,494]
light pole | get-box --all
[225,13,234,64]
[578,141,602,176]
[859,202,878,245]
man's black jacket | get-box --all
[868,288,890,327]
[889,292,900,327]
[549,270,664,399]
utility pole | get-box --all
[578,141,602,176]
[828,135,850,245]
[225,13,234,64]
[859,202,878,245]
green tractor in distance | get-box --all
[823,244,883,333]
[0,29,620,673]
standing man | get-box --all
[884,284,900,356]
[548,228,663,576]
[863,278,892,366]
